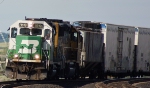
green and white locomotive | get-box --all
[5,18,54,80]
[5,18,104,80]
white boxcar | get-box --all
[101,23,137,74]
[136,27,150,75]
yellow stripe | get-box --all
[54,22,59,48]
[12,59,41,63]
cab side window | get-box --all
[11,28,17,38]
[71,32,77,42]
[44,29,50,40]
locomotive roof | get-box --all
[25,18,72,28]
[25,18,63,23]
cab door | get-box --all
[9,27,17,49]
[43,29,51,60]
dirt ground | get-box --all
[0,75,14,82]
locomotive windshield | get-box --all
[32,28,42,35]
[20,28,42,35]
[20,28,30,35]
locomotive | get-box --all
[5,18,104,80]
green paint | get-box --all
[16,35,41,60]
[7,35,52,61]
[7,49,16,59]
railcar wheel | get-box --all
[89,69,97,79]
[97,69,105,79]
[98,72,105,79]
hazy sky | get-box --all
[0,0,150,32]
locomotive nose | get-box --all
[15,35,41,60]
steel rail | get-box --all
[0,79,101,88]
[95,78,150,88]
[1,78,150,88]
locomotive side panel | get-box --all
[137,28,150,73]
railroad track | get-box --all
[95,78,150,88]
[1,78,150,88]
[0,79,101,88]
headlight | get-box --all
[19,23,28,27]
[33,24,44,28]
[13,54,19,59]
[34,54,40,60]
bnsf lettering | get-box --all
[18,40,39,54]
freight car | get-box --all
[135,27,150,77]
[101,23,136,78]
[73,21,150,78]
[5,18,104,80]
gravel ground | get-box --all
[12,83,97,88]
[0,75,14,82]
[132,81,150,88]
[14,84,64,88]
[2,80,150,88]
[79,83,97,88]
[95,81,138,88]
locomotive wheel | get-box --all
[47,64,58,80]
[12,67,17,79]
[28,69,43,80]
[36,69,41,80]
[68,64,79,80]
[64,63,76,80]
[18,64,26,73]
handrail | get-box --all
[42,48,48,60]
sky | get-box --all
[0,0,150,32]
